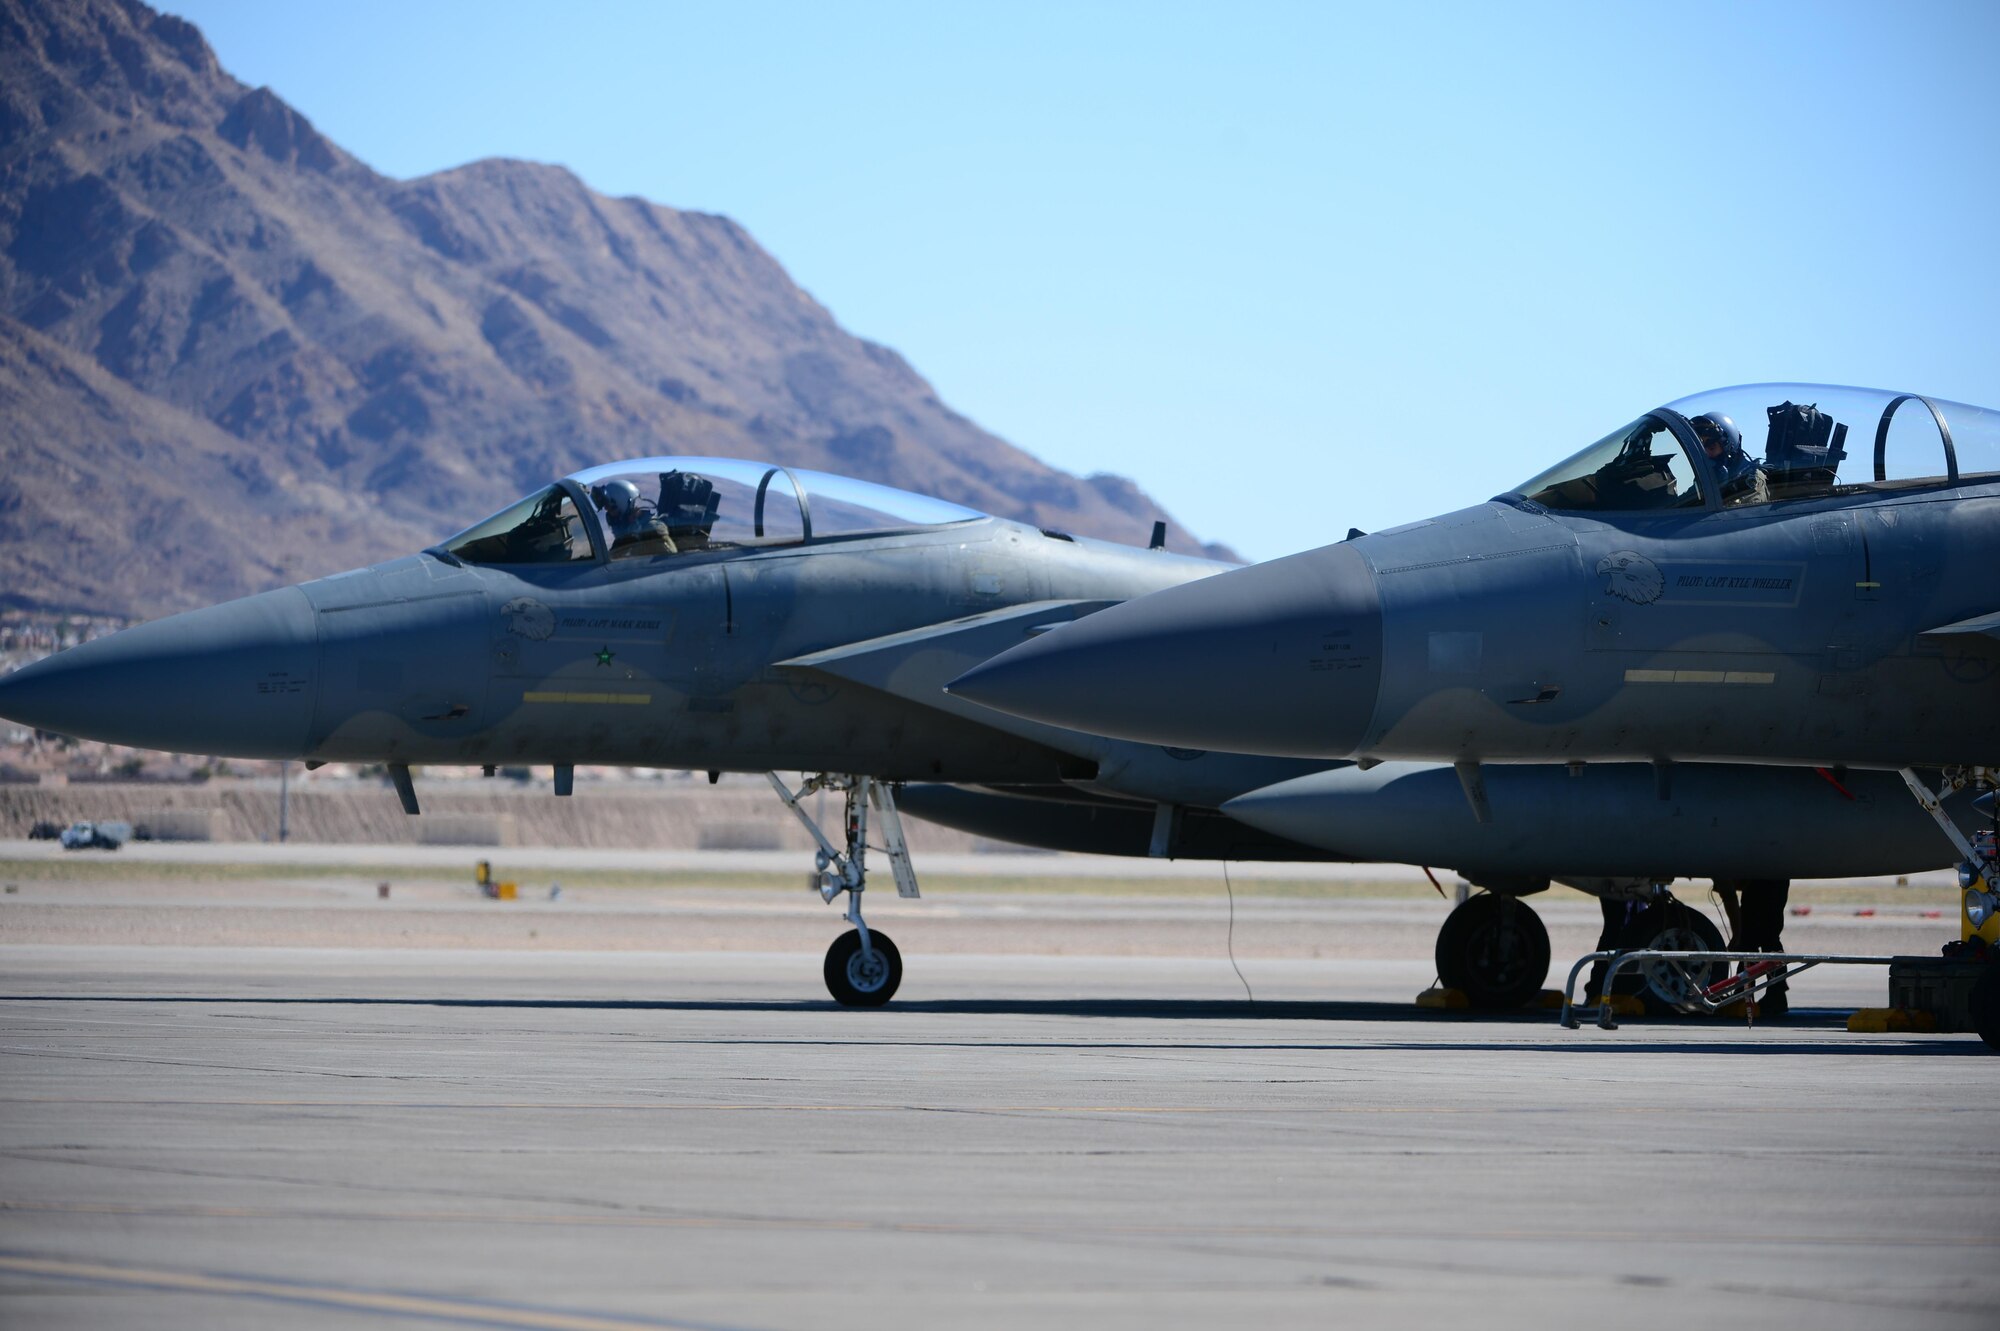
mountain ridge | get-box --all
[0,0,1229,617]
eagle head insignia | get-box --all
[501,597,557,641]
[1596,552,1664,605]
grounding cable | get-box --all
[1223,861,1254,1002]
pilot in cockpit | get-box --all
[1690,411,1766,506]
[593,479,677,557]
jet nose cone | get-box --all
[0,587,319,757]
[950,543,1383,758]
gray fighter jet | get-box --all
[949,382,2000,1012]
[0,447,1978,1009]
[0,457,1264,1001]
[951,382,2000,797]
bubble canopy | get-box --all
[1510,383,2000,514]
[440,457,986,566]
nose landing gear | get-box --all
[767,773,919,1007]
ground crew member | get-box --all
[1715,878,1791,1017]
[1586,896,1645,1005]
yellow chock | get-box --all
[1415,987,1469,1010]
[1602,994,1646,1018]
[1847,1008,1936,1034]
[496,881,518,901]
[1533,990,1566,1010]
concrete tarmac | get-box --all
[1,944,1995,1331]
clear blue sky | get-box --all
[170,0,2000,561]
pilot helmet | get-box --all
[598,479,640,519]
[1689,412,1741,457]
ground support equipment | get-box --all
[1559,950,1894,1030]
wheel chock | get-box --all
[1847,1008,1937,1034]
[1601,994,1646,1018]
[1415,987,1469,1010]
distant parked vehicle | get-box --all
[27,820,63,840]
[58,820,130,851]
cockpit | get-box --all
[1511,383,2000,514]
[436,457,987,567]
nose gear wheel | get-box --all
[824,929,902,1007]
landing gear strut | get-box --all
[1901,766,2000,1051]
[768,773,920,1007]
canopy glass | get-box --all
[440,457,986,566]
[1512,384,2000,513]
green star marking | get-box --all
[594,646,615,667]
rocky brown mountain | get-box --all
[0,0,1227,618]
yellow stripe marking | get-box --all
[0,1255,689,1330]
[521,692,651,705]
[1624,669,1774,685]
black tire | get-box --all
[824,929,902,1007]
[1435,894,1550,1010]
[1615,901,1727,1015]
[1971,963,2000,1052]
